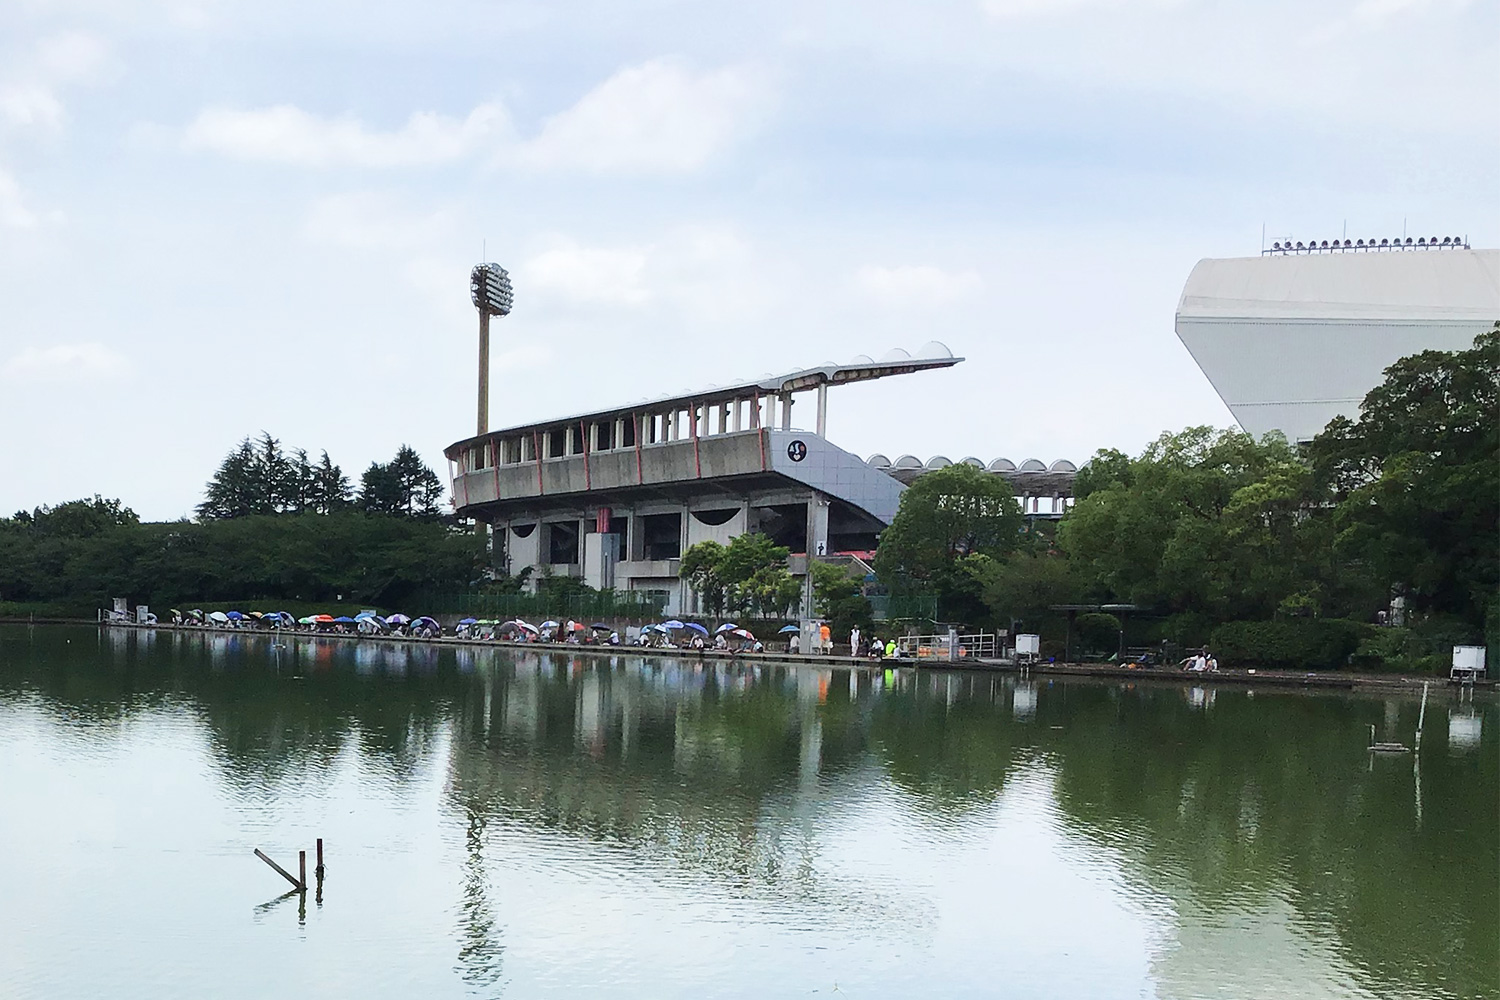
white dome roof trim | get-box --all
[1018,459,1047,472]
[988,458,1016,472]
[866,454,892,468]
[925,456,952,469]
[1048,459,1078,473]
[960,456,985,468]
[893,455,923,469]
[915,341,955,361]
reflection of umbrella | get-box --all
[683,622,709,636]
[226,611,244,620]
[663,620,685,630]
[714,623,738,634]
[778,625,799,634]
[540,620,560,630]
[208,611,230,623]
[458,618,477,626]
[732,628,755,640]
[386,614,411,625]
[333,616,356,623]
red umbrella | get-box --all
[313,614,336,622]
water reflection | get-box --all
[1,625,1495,1000]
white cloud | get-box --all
[856,265,982,306]
[511,60,770,173]
[303,191,456,250]
[182,102,510,167]
[522,241,652,306]
[981,0,1183,17]
[0,170,37,228]
[2,343,133,382]
[0,32,111,134]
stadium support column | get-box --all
[802,493,830,619]
[475,311,490,543]
[816,383,827,437]
[780,393,793,430]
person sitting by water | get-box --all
[714,632,727,650]
[609,631,621,645]
[884,638,897,658]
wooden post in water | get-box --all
[298,851,307,889]
[255,848,305,891]
[316,838,325,878]
[1415,681,1429,751]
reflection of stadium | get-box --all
[1176,245,1499,443]
[446,346,1083,616]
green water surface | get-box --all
[0,625,1494,998]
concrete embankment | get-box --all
[83,620,1493,694]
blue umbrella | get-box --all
[226,611,244,620]
[714,623,738,634]
[778,625,800,634]
[458,618,477,626]
[333,616,356,623]
[646,624,670,634]
[663,620,686,630]
[683,622,709,636]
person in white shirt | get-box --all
[789,633,801,654]
[850,627,861,657]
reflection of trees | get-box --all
[1041,683,1498,1000]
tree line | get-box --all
[862,328,1499,670]
[0,435,476,614]
[197,433,445,520]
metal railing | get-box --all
[897,631,1002,662]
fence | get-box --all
[898,631,1003,662]
[868,594,939,623]
[417,591,668,621]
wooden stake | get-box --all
[255,848,305,891]
[316,838,325,877]
[299,851,307,889]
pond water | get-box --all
[0,625,1494,999]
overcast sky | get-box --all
[1,0,1495,521]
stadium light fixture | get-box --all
[469,263,514,437]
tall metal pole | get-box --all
[477,310,490,436]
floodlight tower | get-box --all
[469,263,514,435]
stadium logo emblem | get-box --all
[787,440,807,462]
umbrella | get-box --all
[514,620,540,634]
[662,620,685,630]
[458,618,477,626]
[413,616,440,629]
[646,624,671,634]
[208,611,230,623]
[169,608,182,618]
[571,622,586,632]
[314,614,336,623]
[683,622,709,636]
[333,616,356,623]
[732,628,755,640]
[248,611,264,619]
[778,625,800,634]
[714,623,738,634]
[386,613,411,625]
[226,611,244,620]
[590,623,611,631]
[540,620,560,630]
[297,615,318,625]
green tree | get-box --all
[811,560,873,637]
[680,540,728,617]
[1309,327,1499,630]
[361,445,444,518]
[198,437,261,519]
[874,463,1025,624]
[975,550,1085,627]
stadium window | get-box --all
[547,427,566,458]
[595,420,614,451]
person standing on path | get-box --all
[819,622,832,654]
[850,626,861,657]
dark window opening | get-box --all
[754,504,806,554]
[620,417,636,448]
[641,513,682,561]
[547,521,579,564]
[690,507,738,526]
[510,523,537,538]
[547,428,566,458]
[570,429,584,455]
[595,421,614,451]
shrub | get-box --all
[1208,619,1374,670]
